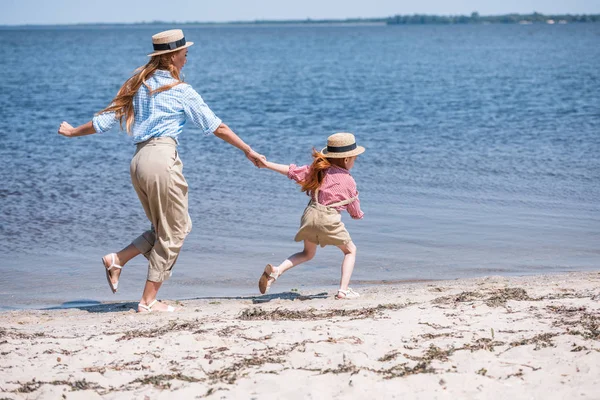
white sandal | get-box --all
[258,264,280,294]
[138,299,176,313]
[102,253,123,294]
[335,288,360,300]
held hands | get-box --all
[255,156,269,169]
[245,148,267,168]
[57,121,75,137]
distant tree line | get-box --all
[386,12,600,24]
[139,12,600,26]
[8,12,599,28]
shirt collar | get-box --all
[329,164,349,173]
[154,69,173,78]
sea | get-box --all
[0,23,598,311]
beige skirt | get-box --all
[294,200,351,247]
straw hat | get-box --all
[321,133,365,158]
[147,29,194,57]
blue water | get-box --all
[0,24,599,310]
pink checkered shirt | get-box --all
[287,164,364,220]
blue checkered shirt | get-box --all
[92,69,222,144]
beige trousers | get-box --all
[130,137,192,282]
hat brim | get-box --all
[321,145,365,158]
[147,42,194,57]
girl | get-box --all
[258,133,365,299]
[58,29,264,312]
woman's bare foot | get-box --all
[102,253,123,290]
[137,299,176,313]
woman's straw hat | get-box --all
[321,133,365,158]
[147,29,194,57]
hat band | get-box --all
[153,37,186,51]
[327,143,357,153]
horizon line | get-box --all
[2,11,600,28]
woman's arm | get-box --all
[213,123,265,166]
[57,121,96,137]
[258,159,290,176]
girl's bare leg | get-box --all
[336,241,357,291]
[274,240,317,276]
[260,240,317,293]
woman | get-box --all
[58,29,264,313]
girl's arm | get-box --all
[258,159,290,176]
[346,177,364,219]
[347,196,364,220]
[57,121,96,137]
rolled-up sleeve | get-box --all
[181,85,222,135]
[92,111,118,133]
[347,193,364,220]
[346,177,364,219]
[287,164,310,183]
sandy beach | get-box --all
[1,271,599,399]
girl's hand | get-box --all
[256,157,269,169]
[58,121,75,137]
[245,149,267,167]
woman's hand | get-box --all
[255,157,269,168]
[57,121,96,137]
[58,121,75,137]
[245,149,267,167]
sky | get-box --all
[2,0,600,25]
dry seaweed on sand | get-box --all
[433,287,533,307]
[508,333,558,350]
[458,337,506,352]
[309,357,435,379]
[205,356,285,384]
[114,320,208,341]
[0,327,46,340]
[12,378,103,393]
[379,344,454,363]
[432,291,484,305]
[239,303,409,321]
[377,361,436,379]
[378,350,403,362]
[562,314,600,340]
[484,288,531,307]
[547,305,600,340]
[131,373,203,389]
[414,344,455,362]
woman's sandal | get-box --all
[335,288,360,300]
[258,264,280,294]
[138,299,176,313]
[102,253,123,294]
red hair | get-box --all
[300,149,346,196]
[97,51,184,133]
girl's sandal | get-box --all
[138,299,176,313]
[258,264,280,294]
[335,288,360,300]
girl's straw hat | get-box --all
[147,29,194,57]
[321,133,365,158]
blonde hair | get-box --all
[300,149,348,196]
[97,51,184,133]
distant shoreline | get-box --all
[1,12,599,28]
